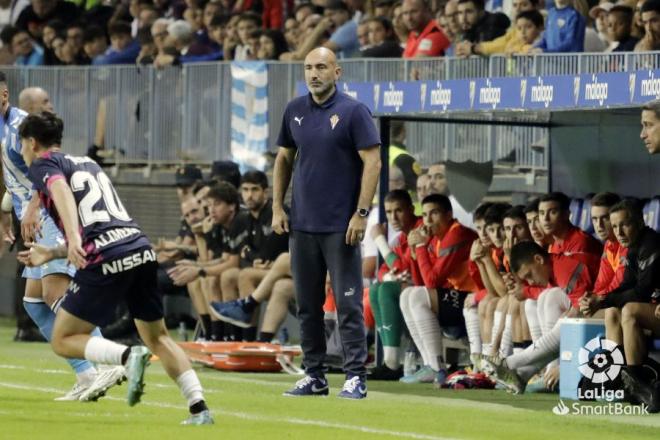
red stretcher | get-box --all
[178,341,304,374]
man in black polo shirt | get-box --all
[210,170,289,340]
[168,182,241,340]
[272,47,381,399]
[580,200,660,411]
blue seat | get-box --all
[643,197,660,231]
[579,197,594,234]
[569,198,583,227]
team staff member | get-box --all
[641,99,660,154]
[272,47,381,399]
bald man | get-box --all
[641,99,660,154]
[272,48,381,398]
[18,87,54,115]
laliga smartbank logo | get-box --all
[552,337,649,417]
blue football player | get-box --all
[17,112,212,425]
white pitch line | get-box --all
[3,364,660,429]
[0,381,458,440]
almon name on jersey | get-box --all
[93,227,141,249]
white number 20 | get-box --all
[70,171,131,227]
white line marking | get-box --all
[2,364,659,430]
[0,381,458,440]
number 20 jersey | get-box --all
[28,151,150,267]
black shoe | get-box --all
[368,364,403,381]
[621,367,660,413]
[13,328,46,342]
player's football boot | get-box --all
[126,346,151,406]
[433,368,449,387]
[368,364,403,381]
[621,367,660,413]
[55,382,89,401]
[210,299,252,328]
[283,375,329,397]
[486,357,526,395]
[78,366,127,402]
[181,410,215,425]
[338,376,367,400]
[399,365,436,384]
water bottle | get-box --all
[403,349,418,377]
[178,322,188,341]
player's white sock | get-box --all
[488,310,503,356]
[84,336,128,365]
[408,287,444,371]
[499,314,513,358]
[482,342,493,357]
[400,288,423,364]
[176,369,205,408]
[463,306,481,355]
[383,346,401,370]
[524,300,542,342]
[506,320,560,374]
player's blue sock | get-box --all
[23,297,96,374]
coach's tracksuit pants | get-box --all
[290,231,367,379]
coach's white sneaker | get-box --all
[79,366,127,402]
[54,382,90,401]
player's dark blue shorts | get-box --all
[436,288,467,338]
[61,247,163,327]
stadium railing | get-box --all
[2,51,658,168]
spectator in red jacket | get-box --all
[401,0,450,57]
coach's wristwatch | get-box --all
[198,268,207,278]
[357,208,370,218]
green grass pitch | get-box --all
[0,318,658,440]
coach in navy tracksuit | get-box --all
[272,47,381,399]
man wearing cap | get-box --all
[175,164,203,202]
[208,160,241,189]
[155,164,203,263]
[272,47,381,399]
[589,1,614,51]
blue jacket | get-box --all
[536,6,585,53]
[15,44,44,66]
[93,40,141,65]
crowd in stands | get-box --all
[0,0,659,66]
[142,119,659,408]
